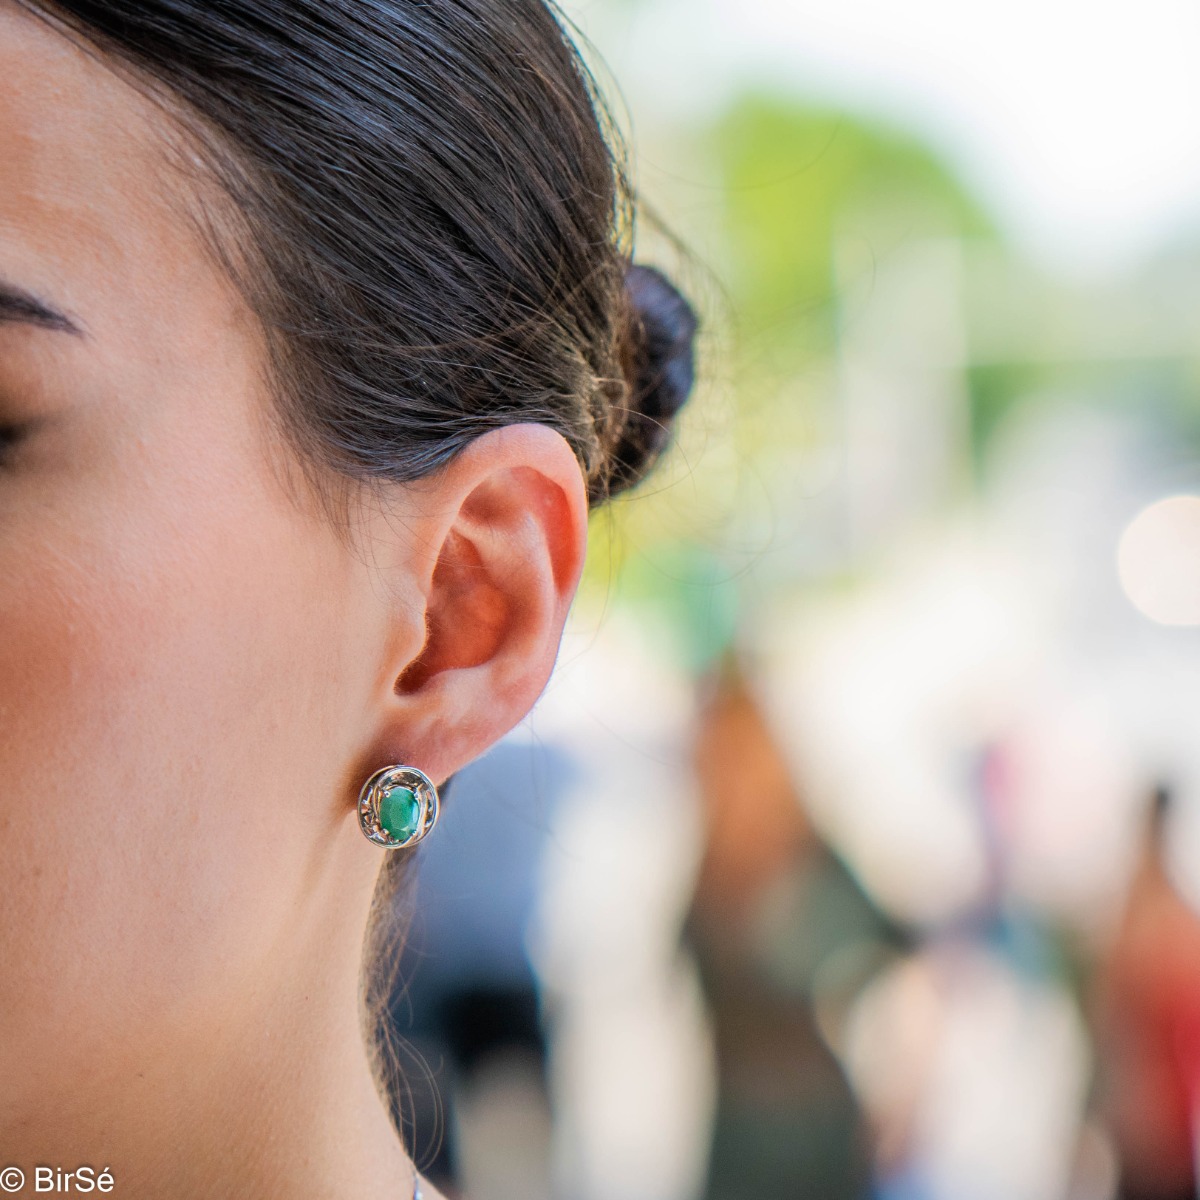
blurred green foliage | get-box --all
[581,92,998,664]
[709,95,993,379]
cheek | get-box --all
[0,452,366,1053]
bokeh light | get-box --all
[1118,495,1200,626]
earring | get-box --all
[357,763,440,849]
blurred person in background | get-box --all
[683,648,900,1200]
[391,736,583,1197]
[1094,785,1200,1200]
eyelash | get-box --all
[0,424,25,461]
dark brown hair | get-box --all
[20,0,697,1131]
[21,0,697,509]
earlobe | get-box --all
[374,424,589,785]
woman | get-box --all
[0,2,697,1197]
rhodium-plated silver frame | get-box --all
[357,763,440,849]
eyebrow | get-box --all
[0,280,83,336]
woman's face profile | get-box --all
[0,0,386,1070]
[0,0,599,1188]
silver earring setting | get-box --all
[357,763,440,849]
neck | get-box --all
[1,853,430,1200]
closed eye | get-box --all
[0,423,30,461]
[0,280,82,337]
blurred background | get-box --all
[388,2,1200,1197]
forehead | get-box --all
[0,2,241,350]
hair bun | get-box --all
[604,263,699,500]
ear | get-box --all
[363,422,590,787]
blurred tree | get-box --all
[582,93,997,640]
[711,97,992,362]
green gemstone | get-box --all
[379,785,421,842]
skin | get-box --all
[0,4,589,1198]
